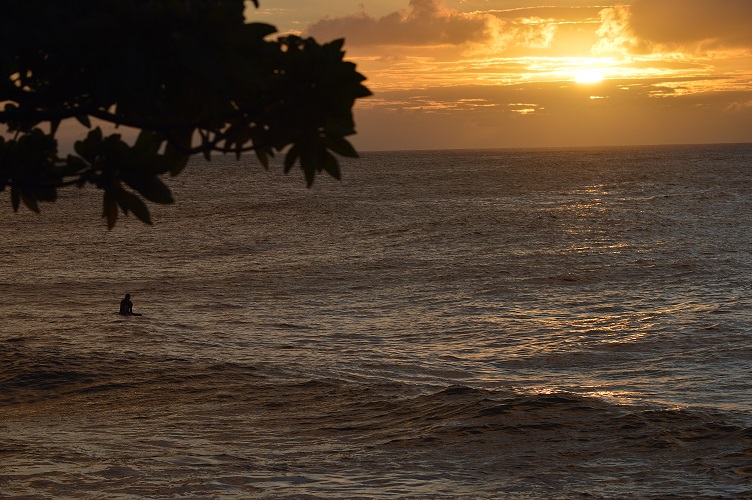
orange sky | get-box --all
[252,0,752,150]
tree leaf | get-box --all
[284,145,298,173]
[255,148,269,169]
[116,187,152,224]
[326,136,358,158]
[131,177,174,204]
[76,114,92,128]
[244,22,276,39]
[327,38,345,53]
[102,189,118,229]
[20,192,40,213]
[322,150,341,180]
[134,130,159,154]
[164,129,193,176]
[303,164,315,187]
[165,147,190,176]
[64,155,88,171]
[10,185,20,212]
[299,147,318,187]
[74,127,103,163]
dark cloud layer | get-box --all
[307,1,752,54]
[629,0,752,51]
[306,0,489,46]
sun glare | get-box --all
[574,69,605,84]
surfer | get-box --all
[119,293,134,315]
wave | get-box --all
[6,343,749,460]
[3,341,752,498]
[379,386,751,453]
[4,341,750,443]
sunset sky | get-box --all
[250,0,752,151]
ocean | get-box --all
[1,143,751,498]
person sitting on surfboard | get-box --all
[119,293,134,315]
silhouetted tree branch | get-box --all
[0,0,371,228]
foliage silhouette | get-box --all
[0,0,371,227]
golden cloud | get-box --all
[305,0,563,52]
[595,1,752,55]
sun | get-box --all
[574,68,605,84]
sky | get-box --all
[248,0,752,151]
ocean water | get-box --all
[1,143,751,498]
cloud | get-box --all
[592,5,647,55]
[631,0,752,50]
[483,16,557,52]
[726,99,752,112]
[351,81,752,150]
[306,0,489,47]
[305,0,561,52]
[595,1,752,55]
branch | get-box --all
[0,90,98,123]
[0,100,240,132]
[6,175,87,189]
[1,102,270,159]
[161,126,265,157]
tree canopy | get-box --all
[0,0,371,227]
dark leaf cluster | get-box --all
[0,0,371,227]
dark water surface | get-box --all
[2,144,752,498]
